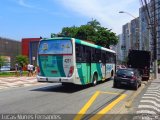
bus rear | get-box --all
[37,38,75,83]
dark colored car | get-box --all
[113,68,142,90]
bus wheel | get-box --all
[92,74,98,86]
[111,70,114,77]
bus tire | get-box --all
[92,73,98,86]
[111,70,114,78]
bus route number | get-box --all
[64,59,71,63]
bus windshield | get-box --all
[38,40,72,55]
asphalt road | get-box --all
[0,79,138,119]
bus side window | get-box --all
[91,48,96,62]
[76,44,82,62]
[95,49,101,62]
[81,45,86,62]
[113,54,116,63]
[106,52,109,63]
[110,54,115,63]
[101,51,106,64]
[85,47,91,63]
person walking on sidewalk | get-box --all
[27,64,31,77]
[15,63,19,76]
[30,64,34,76]
[19,65,23,76]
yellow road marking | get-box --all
[90,94,127,120]
[74,91,100,120]
[99,91,119,95]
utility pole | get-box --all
[152,0,158,79]
[141,0,158,79]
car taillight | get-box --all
[131,75,137,80]
[68,66,74,77]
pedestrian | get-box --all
[33,66,36,76]
[19,65,23,76]
[27,64,31,77]
[15,63,19,76]
[30,64,34,76]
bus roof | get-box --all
[75,39,116,53]
[40,37,116,54]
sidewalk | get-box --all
[133,74,160,116]
[0,76,44,90]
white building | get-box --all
[139,5,150,51]
[116,34,123,63]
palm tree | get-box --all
[87,19,100,29]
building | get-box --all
[139,5,150,51]
[150,0,160,60]
[130,17,140,50]
[0,37,21,70]
[116,34,123,63]
[22,38,41,66]
[121,0,160,61]
[122,23,131,61]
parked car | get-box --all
[113,68,142,90]
[0,66,10,71]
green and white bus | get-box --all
[37,37,116,85]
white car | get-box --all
[0,66,10,71]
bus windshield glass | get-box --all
[38,40,72,55]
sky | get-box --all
[0,0,141,41]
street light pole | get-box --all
[119,11,139,50]
[119,11,136,19]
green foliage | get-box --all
[75,25,97,41]
[0,71,28,77]
[15,55,29,67]
[87,19,100,29]
[57,19,118,48]
[0,56,7,68]
[61,26,79,37]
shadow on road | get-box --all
[31,78,113,93]
[31,83,92,93]
[112,85,136,91]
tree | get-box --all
[15,55,29,67]
[87,19,100,30]
[75,25,97,41]
[58,19,118,48]
[61,26,79,37]
[0,56,7,71]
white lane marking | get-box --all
[146,91,160,96]
[142,96,160,102]
[148,85,160,89]
[150,85,159,87]
[150,83,159,86]
[148,87,160,89]
[137,110,156,114]
[147,89,160,92]
[144,94,160,98]
[138,105,160,112]
[140,100,160,107]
